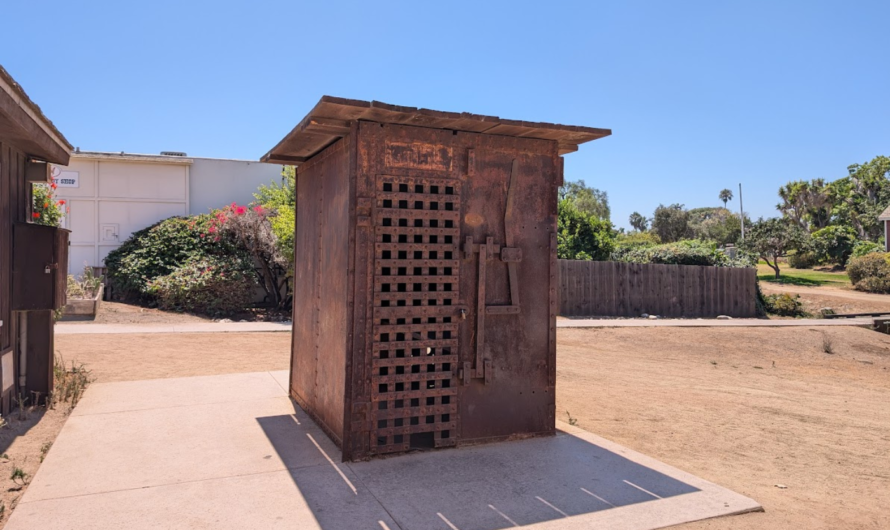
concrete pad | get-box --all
[7,371,761,530]
[72,371,286,415]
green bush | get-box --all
[811,225,857,266]
[146,258,256,316]
[762,293,806,317]
[557,199,615,260]
[846,252,890,293]
[614,239,754,267]
[846,252,890,285]
[105,215,250,298]
[851,240,883,259]
[788,251,817,269]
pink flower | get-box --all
[235,206,247,215]
[253,205,264,214]
[199,233,205,238]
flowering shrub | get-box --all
[146,257,256,316]
[208,203,289,308]
[104,215,251,299]
[32,182,66,227]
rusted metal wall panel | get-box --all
[457,133,558,443]
[291,151,322,422]
[291,138,351,446]
[314,139,351,443]
[297,121,563,461]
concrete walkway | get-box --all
[6,371,761,530]
[56,321,292,334]
[55,317,874,334]
[559,317,875,328]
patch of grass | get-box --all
[53,355,92,410]
[757,264,850,287]
[565,411,578,426]
[39,441,52,463]
[9,467,27,486]
[822,333,834,354]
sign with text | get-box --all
[51,168,80,188]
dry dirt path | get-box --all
[37,327,890,529]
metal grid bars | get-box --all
[370,175,461,454]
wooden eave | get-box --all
[0,65,72,165]
[261,96,611,165]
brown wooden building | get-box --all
[0,65,72,414]
[263,97,609,461]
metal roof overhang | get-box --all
[261,96,611,165]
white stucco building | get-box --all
[51,151,283,274]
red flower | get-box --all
[235,206,247,215]
[43,202,49,208]
[58,200,66,206]
[50,183,57,190]
[32,212,40,218]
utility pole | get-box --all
[739,183,745,241]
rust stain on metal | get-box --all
[272,97,608,461]
[384,141,452,171]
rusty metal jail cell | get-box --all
[262,97,610,461]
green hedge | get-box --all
[146,258,256,316]
[105,215,251,299]
[613,239,753,267]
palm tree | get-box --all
[719,189,733,208]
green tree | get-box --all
[558,180,610,220]
[557,199,615,260]
[742,218,808,278]
[628,211,648,232]
[719,188,733,207]
[651,204,691,243]
[811,225,857,266]
[826,156,890,240]
[777,179,831,231]
[687,207,747,246]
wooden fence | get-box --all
[558,260,757,318]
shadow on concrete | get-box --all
[258,403,699,530]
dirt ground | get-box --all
[558,327,890,529]
[761,282,890,316]
[0,408,69,526]
[3,327,889,528]
[59,300,291,325]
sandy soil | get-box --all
[557,327,890,529]
[59,301,213,325]
[4,327,889,528]
[761,282,890,316]
[59,301,291,325]
[56,333,291,383]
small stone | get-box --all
[775,484,788,489]
[640,313,649,318]
[648,315,658,320]
[717,315,732,320]
[218,318,233,323]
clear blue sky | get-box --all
[4,1,888,229]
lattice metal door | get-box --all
[370,175,461,454]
